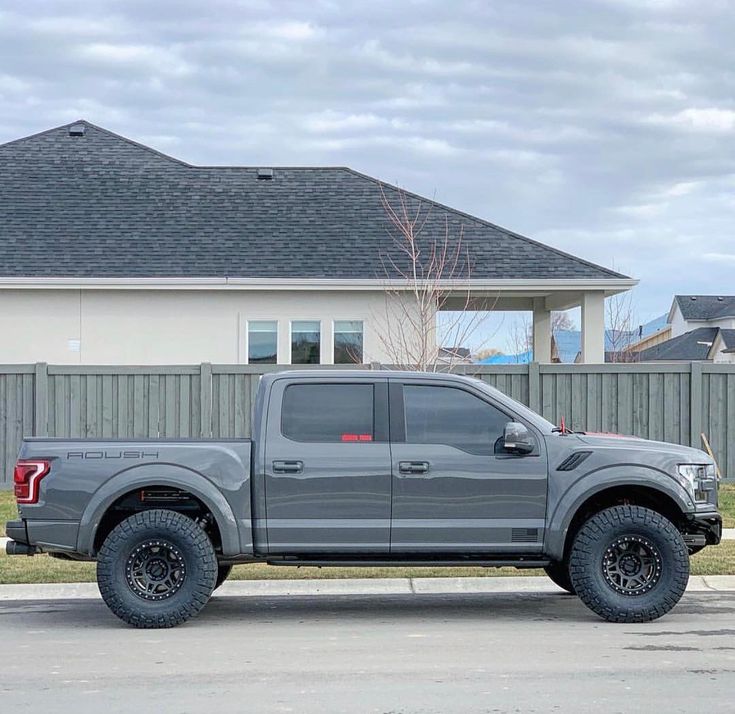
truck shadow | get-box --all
[1,591,732,630]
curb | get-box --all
[1,575,734,601]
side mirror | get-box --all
[503,421,534,454]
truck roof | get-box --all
[262,369,480,383]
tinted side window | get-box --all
[282,383,374,442]
[403,385,510,455]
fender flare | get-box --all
[76,463,241,557]
[544,465,694,561]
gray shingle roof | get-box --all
[638,327,718,361]
[674,295,735,320]
[0,120,629,281]
[720,329,735,350]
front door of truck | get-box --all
[264,377,391,553]
[388,379,547,553]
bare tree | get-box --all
[372,185,495,371]
[606,291,638,362]
[552,310,576,332]
[505,313,532,363]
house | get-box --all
[637,296,735,363]
[551,314,667,363]
[0,120,635,365]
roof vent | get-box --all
[718,296,724,301]
[68,123,86,137]
[257,168,274,181]
[691,296,697,301]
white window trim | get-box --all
[289,319,322,365]
[332,320,365,365]
[244,319,279,365]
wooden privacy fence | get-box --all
[1,362,734,487]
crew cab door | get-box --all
[264,377,391,553]
[388,379,547,553]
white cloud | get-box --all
[648,107,735,132]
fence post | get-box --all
[33,362,49,437]
[200,362,213,438]
[689,361,702,448]
[528,362,540,413]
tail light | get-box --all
[14,460,51,504]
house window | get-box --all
[334,320,364,364]
[247,321,278,364]
[291,320,321,364]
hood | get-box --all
[575,433,710,462]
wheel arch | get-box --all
[77,464,241,557]
[545,466,693,562]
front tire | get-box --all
[214,564,233,591]
[97,509,218,628]
[569,505,689,623]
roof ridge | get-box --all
[341,167,629,280]
[0,119,191,167]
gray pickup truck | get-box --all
[6,370,722,627]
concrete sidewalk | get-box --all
[2,574,735,601]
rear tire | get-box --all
[569,505,689,623]
[97,509,217,628]
[214,564,233,591]
[544,561,576,595]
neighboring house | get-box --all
[669,295,735,338]
[436,347,472,365]
[551,314,668,363]
[637,296,735,363]
[0,120,634,365]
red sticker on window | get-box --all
[341,433,372,442]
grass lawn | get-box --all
[2,486,734,585]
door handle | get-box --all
[399,461,430,475]
[272,460,303,474]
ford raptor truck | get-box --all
[5,370,722,627]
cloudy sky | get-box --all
[1,0,733,340]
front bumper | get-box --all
[682,512,722,548]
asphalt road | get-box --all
[1,590,734,713]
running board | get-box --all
[266,558,551,568]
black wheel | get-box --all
[97,509,217,628]
[569,505,689,623]
[214,564,233,591]
[544,561,576,595]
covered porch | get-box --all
[441,278,637,364]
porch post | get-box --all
[532,297,552,363]
[581,292,605,363]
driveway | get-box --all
[1,586,734,713]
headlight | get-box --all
[678,464,717,503]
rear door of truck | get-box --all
[264,376,391,553]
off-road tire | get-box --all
[214,564,233,591]
[569,505,689,623]
[97,509,217,628]
[544,561,576,594]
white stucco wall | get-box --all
[0,288,413,365]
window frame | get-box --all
[388,380,538,457]
[332,319,365,365]
[289,319,322,365]
[244,319,279,365]
[280,380,389,444]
